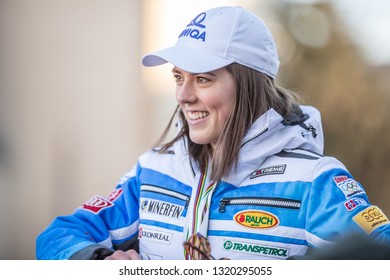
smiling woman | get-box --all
[172,67,236,148]
[36,5,390,260]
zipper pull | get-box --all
[185,197,190,208]
[219,199,229,213]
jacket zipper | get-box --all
[219,197,301,213]
[141,185,191,207]
[241,127,269,147]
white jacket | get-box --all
[36,106,390,259]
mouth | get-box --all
[187,111,210,121]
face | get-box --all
[172,67,236,148]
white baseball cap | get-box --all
[142,6,280,79]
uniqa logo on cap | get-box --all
[178,12,207,41]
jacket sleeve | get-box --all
[305,158,390,250]
[36,164,141,260]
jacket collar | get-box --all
[175,106,324,185]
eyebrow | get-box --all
[171,67,217,77]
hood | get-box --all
[225,105,324,185]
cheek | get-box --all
[219,90,236,118]
[208,98,235,129]
[211,85,236,113]
[220,101,235,123]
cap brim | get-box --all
[142,45,234,73]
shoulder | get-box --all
[138,145,179,166]
[136,142,194,184]
[267,148,348,182]
[278,147,345,166]
[275,148,324,161]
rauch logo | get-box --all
[234,210,279,229]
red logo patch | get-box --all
[107,188,123,202]
[82,196,113,214]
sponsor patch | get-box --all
[81,196,113,214]
[234,210,279,229]
[250,164,286,179]
[344,198,367,211]
[223,239,289,259]
[138,227,172,245]
[107,188,123,202]
[353,206,390,234]
[140,198,184,219]
[333,176,365,199]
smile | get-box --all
[187,111,210,121]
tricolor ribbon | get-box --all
[184,163,217,259]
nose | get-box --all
[176,80,197,105]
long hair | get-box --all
[156,63,303,182]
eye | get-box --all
[173,74,184,85]
[196,76,209,83]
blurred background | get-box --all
[0,0,389,259]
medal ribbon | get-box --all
[184,163,217,259]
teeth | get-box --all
[188,111,209,120]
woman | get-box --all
[36,6,390,260]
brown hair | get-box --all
[156,63,302,182]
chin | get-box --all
[190,139,209,145]
[189,135,210,146]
